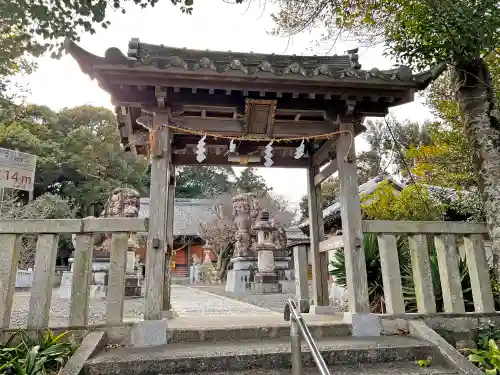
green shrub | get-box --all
[476,324,500,351]
[0,330,75,375]
[328,233,477,313]
[466,340,500,375]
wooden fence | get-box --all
[0,218,148,329]
[319,220,494,314]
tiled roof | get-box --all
[139,198,215,236]
[139,197,307,240]
[65,38,446,89]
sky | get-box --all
[14,0,435,207]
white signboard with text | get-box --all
[0,147,37,191]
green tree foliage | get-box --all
[406,123,477,189]
[409,54,500,190]
[1,0,198,59]
[0,191,76,268]
[270,0,500,70]
[174,166,274,200]
[0,104,149,215]
[235,167,272,196]
[1,0,236,100]
[269,0,500,276]
[175,166,235,198]
[298,118,430,221]
[361,181,445,221]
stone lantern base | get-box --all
[251,272,282,294]
[250,246,282,294]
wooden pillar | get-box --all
[307,159,329,307]
[144,118,171,321]
[163,164,175,312]
[336,122,370,313]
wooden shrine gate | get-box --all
[65,38,443,326]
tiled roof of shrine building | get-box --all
[139,198,307,243]
[65,38,446,89]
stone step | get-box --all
[168,322,351,343]
[86,336,445,375]
[166,362,458,375]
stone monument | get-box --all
[251,210,283,293]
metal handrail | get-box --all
[284,299,331,375]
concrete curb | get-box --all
[409,320,482,375]
[59,331,107,375]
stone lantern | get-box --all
[199,241,216,284]
[251,210,282,293]
[202,241,213,265]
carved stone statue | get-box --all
[94,187,141,252]
[222,193,290,293]
[72,187,141,252]
[231,193,288,256]
[192,254,202,265]
[232,194,253,257]
[68,187,142,298]
[192,254,202,284]
[269,217,287,249]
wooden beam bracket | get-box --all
[314,160,337,186]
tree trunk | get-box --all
[453,58,500,279]
[216,242,234,282]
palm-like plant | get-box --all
[329,233,476,313]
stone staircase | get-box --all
[83,320,461,375]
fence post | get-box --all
[106,233,128,324]
[435,234,465,313]
[291,318,302,375]
[293,245,310,313]
[408,234,436,313]
[69,234,94,326]
[0,234,21,328]
[464,235,495,312]
[377,234,405,314]
[27,234,59,328]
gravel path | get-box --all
[189,282,348,313]
[10,289,145,328]
[188,285,297,313]
[171,286,276,316]
[9,285,276,328]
